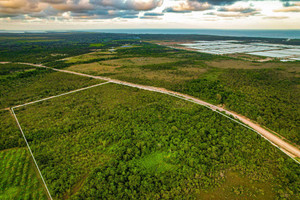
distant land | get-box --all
[1,29,300,39]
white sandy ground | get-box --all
[11,62,300,162]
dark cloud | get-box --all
[144,12,164,16]
[40,0,66,4]
[163,8,192,13]
[68,9,139,19]
[90,0,163,11]
[204,0,238,5]
[274,1,300,12]
[207,5,260,18]
[218,6,259,13]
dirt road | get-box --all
[16,62,300,161]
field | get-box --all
[0,110,48,199]
[0,148,48,200]
[14,83,300,199]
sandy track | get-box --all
[15,62,300,161]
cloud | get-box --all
[274,1,300,12]
[0,0,45,15]
[144,12,164,16]
[164,1,212,13]
[163,0,242,13]
[204,0,238,5]
[90,0,163,11]
[275,0,300,12]
[218,6,259,14]
[205,5,260,18]
[206,5,259,18]
[213,12,257,17]
[274,7,300,11]
[0,0,162,20]
[263,16,289,19]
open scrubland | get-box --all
[0,33,299,199]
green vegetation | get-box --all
[89,43,104,47]
[175,68,300,145]
[60,41,299,144]
[1,32,299,199]
[0,33,140,63]
[0,110,48,200]
[0,148,48,200]
[0,110,24,150]
[15,83,299,199]
[0,63,102,109]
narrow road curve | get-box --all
[16,62,300,161]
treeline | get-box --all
[0,33,140,63]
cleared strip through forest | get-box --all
[10,81,110,200]
[11,107,53,200]
[13,82,110,109]
[12,62,300,164]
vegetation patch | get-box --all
[89,43,104,47]
[0,148,47,200]
[175,68,300,145]
[0,110,25,151]
[133,152,176,174]
[14,83,300,199]
[197,171,275,200]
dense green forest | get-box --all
[174,68,300,145]
[0,110,47,199]
[0,110,25,150]
[15,83,299,199]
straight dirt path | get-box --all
[14,62,300,162]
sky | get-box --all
[0,0,299,30]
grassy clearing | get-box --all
[197,171,274,200]
[14,83,299,199]
[67,62,207,87]
[0,148,47,200]
[132,152,176,174]
[89,43,104,47]
[64,51,115,64]
[0,64,103,108]
[100,57,178,67]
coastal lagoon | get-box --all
[181,40,300,61]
